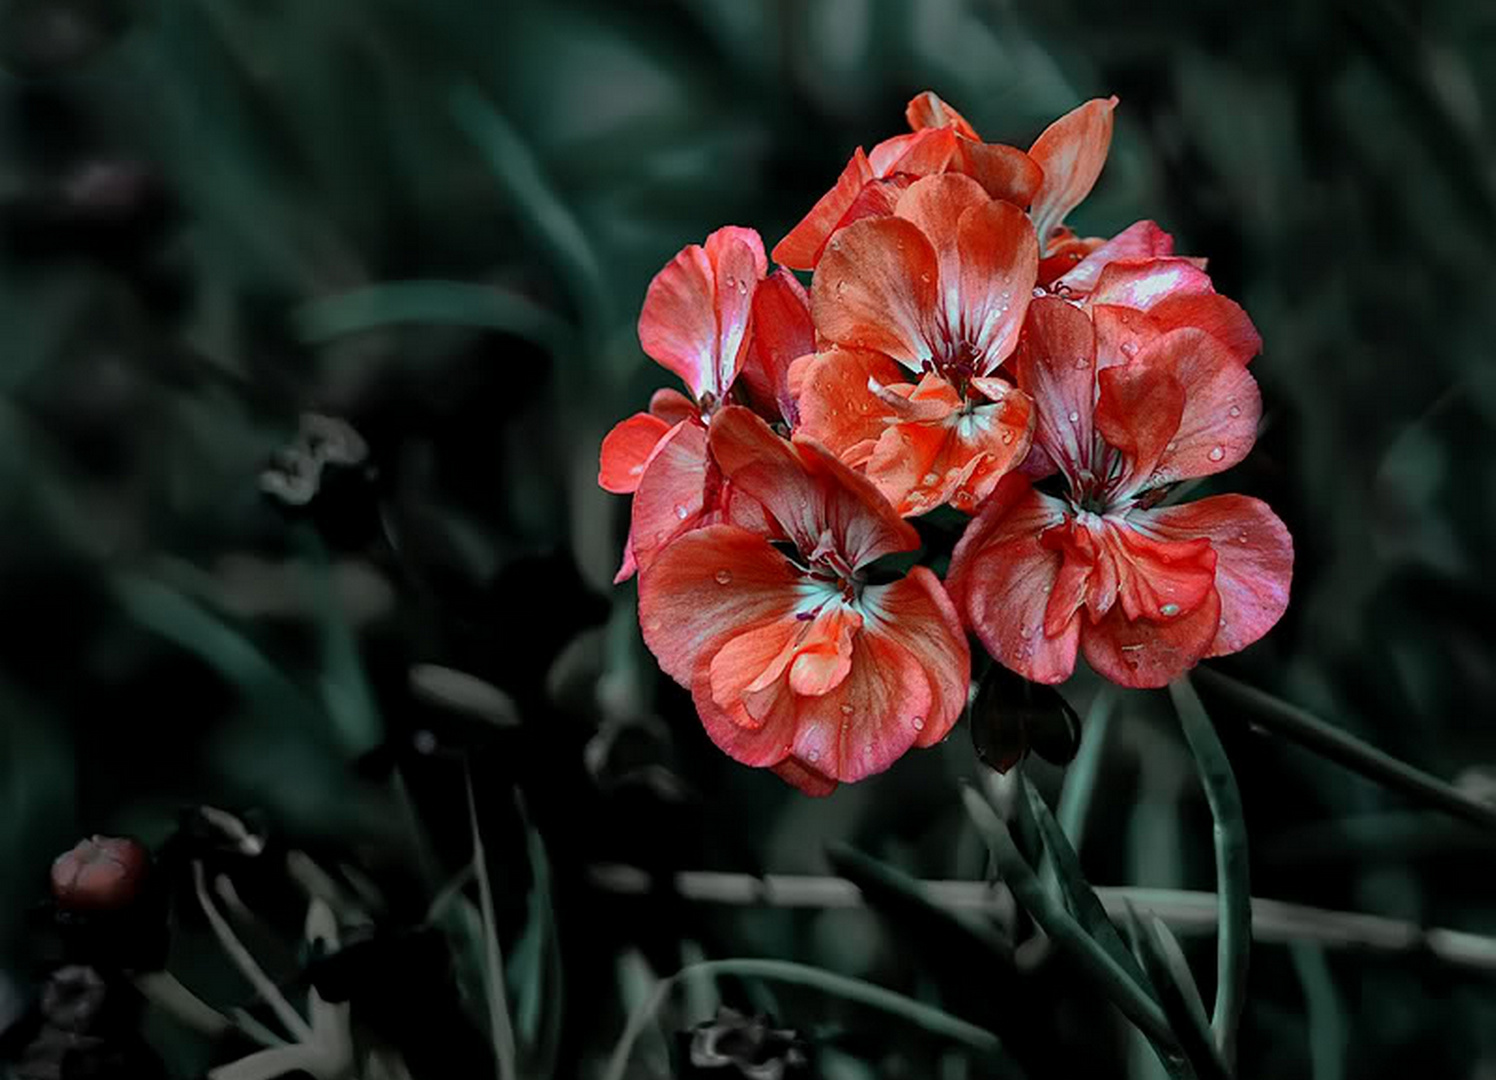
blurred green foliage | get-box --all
[1,0,1495,1077]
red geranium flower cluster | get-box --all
[600,93,1292,795]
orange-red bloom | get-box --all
[948,298,1292,688]
[773,92,1042,272]
[638,407,969,795]
[791,173,1037,515]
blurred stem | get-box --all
[1194,668,1496,833]
[1170,676,1250,1069]
[589,867,1496,971]
[134,971,284,1048]
[1057,686,1119,849]
[1289,944,1346,1080]
[602,958,1002,1080]
[465,768,518,1080]
[192,861,313,1042]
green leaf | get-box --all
[505,796,563,1078]
[1056,686,1119,849]
[1289,943,1346,1080]
[293,280,574,352]
[1126,910,1231,1080]
[1170,675,1250,1068]
[465,771,518,1080]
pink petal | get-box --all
[811,216,940,371]
[947,475,1079,684]
[773,147,875,271]
[649,387,700,425]
[905,91,980,138]
[598,412,671,494]
[869,126,958,179]
[1055,220,1175,294]
[741,268,814,425]
[1028,97,1118,254]
[1093,355,1185,493]
[1088,257,1213,311]
[1081,586,1221,689]
[860,567,970,747]
[1131,495,1293,658]
[627,420,712,578]
[704,226,767,395]
[952,138,1044,206]
[1011,296,1097,483]
[956,199,1039,372]
[794,348,911,469]
[1148,293,1262,365]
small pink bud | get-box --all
[50,836,149,912]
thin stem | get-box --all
[1289,944,1346,1080]
[1171,675,1250,1069]
[466,768,518,1080]
[1194,667,1496,833]
[192,861,313,1043]
[1057,685,1118,849]
[602,958,1001,1080]
[587,866,1496,971]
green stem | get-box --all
[466,769,518,1080]
[602,958,1001,1080]
[1057,686,1119,849]
[1194,667,1496,833]
[1171,676,1250,1070]
[1289,944,1346,1080]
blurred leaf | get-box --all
[1126,910,1230,1080]
[1290,943,1347,1080]
[464,770,518,1080]
[410,664,521,728]
[505,799,563,1077]
[294,280,574,352]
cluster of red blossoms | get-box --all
[599,93,1293,795]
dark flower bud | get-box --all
[970,663,1081,774]
[678,1007,811,1079]
[49,837,148,913]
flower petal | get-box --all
[1088,257,1213,311]
[953,138,1044,206]
[627,420,712,578]
[1028,96,1118,253]
[708,617,800,726]
[1094,358,1186,493]
[1055,220,1175,294]
[794,348,910,468]
[861,567,970,747]
[1131,495,1293,658]
[869,125,958,179]
[1147,293,1262,365]
[638,523,799,686]
[905,91,980,138]
[1101,518,1218,623]
[788,605,862,697]
[1081,585,1221,689]
[1091,303,1163,370]
[895,173,991,322]
[1133,328,1262,486]
[649,387,699,425]
[771,755,840,796]
[709,406,919,569]
[705,226,767,394]
[1011,296,1097,483]
[599,412,672,494]
[957,199,1039,371]
[812,216,939,370]
[948,475,1078,684]
[773,147,875,271]
[741,268,814,425]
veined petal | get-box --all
[895,174,991,331]
[1100,518,1218,622]
[953,138,1044,206]
[627,420,712,578]
[869,125,958,179]
[638,524,799,687]
[794,348,912,468]
[709,618,800,726]
[741,268,814,425]
[773,147,875,271]
[812,216,939,370]
[1081,586,1221,689]
[861,567,970,747]
[1011,296,1097,483]
[1148,293,1262,364]
[1028,96,1117,254]
[1094,359,1186,493]
[948,475,1079,684]
[1055,220,1175,294]
[638,243,715,397]
[1131,495,1293,658]
[905,91,980,138]
[705,226,767,394]
[708,406,919,569]
[1088,257,1213,311]
[957,199,1039,371]
[599,412,671,494]
[1132,328,1262,488]
[1092,303,1163,370]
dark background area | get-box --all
[1,0,1495,1077]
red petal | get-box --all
[1132,495,1293,658]
[772,756,839,796]
[1101,518,1218,623]
[1089,257,1212,311]
[895,173,991,304]
[741,268,814,425]
[1092,303,1163,370]
[1055,220,1175,294]
[627,420,712,577]
[811,216,939,370]
[794,348,909,468]
[1148,293,1262,365]
[788,605,862,696]
[1081,585,1221,689]
[869,126,958,179]
[708,406,919,569]
[649,387,699,425]
[956,198,1039,372]
[1012,296,1097,483]
[705,225,767,393]
[708,617,800,725]
[1028,97,1118,253]
[1132,328,1262,487]
[1094,354,1185,492]
[860,567,970,747]
[773,147,875,271]
[953,138,1044,206]
[906,91,979,138]
[599,412,671,494]
[948,475,1079,684]
[638,524,798,687]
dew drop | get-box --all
[840,703,854,715]
[1032,286,1047,299]
[1229,405,1241,417]
[1000,290,1011,302]
[1166,440,1179,453]
[836,279,848,296]
[806,749,820,763]
[922,471,940,485]
[714,569,733,585]
[645,617,662,632]
[1018,625,1032,639]
[1074,357,1089,370]
[1121,341,1138,356]
[1001,430,1014,444]
[912,716,925,731]
[1208,445,1225,462]
[1067,410,1080,423]
[674,504,691,519]
[628,464,643,476]
[920,272,932,283]
[1160,602,1180,617]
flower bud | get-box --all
[50,836,149,913]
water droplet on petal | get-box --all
[628,464,643,476]
[1032,286,1047,299]
[840,703,854,715]
[1166,440,1179,453]
[920,272,932,283]
[1208,446,1225,462]
[1018,625,1032,639]
[1229,405,1241,417]
[1001,430,1014,444]
[714,569,733,585]
[1074,357,1089,370]
[1160,602,1180,617]
[836,279,848,296]
[912,716,925,731]
[1121,341,1138,356]
[806,749,820,763]
[922,471,939,485]
[675,504,691,519]
[1067,410,1080,423]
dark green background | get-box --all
[1,0,1494,1077]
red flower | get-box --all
[791,173,1038,515]
[1027,96,1118,260]
[599,226,775,581]
[772,91,1042,271]
[51,835,149,911]
[638,406,969,795]
[947,298,1292,688]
